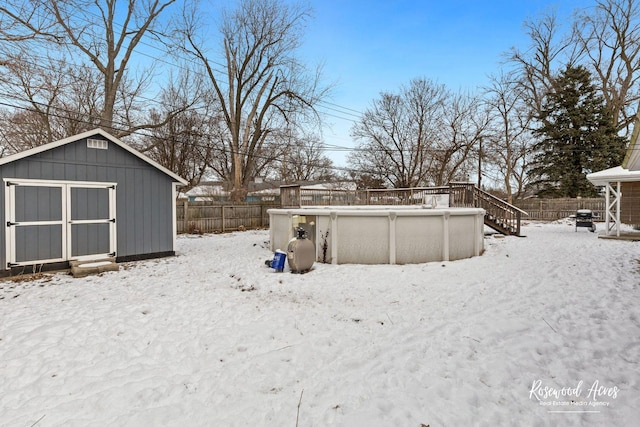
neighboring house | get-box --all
[297,181,358,191]
[180,181,228,202]
[0,128,188,273]
[179,180,282,202]
[587,114,640,235]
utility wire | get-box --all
[1,96,524,187]
[2,2,601,185]
[1,94,549,157]
[0,3,367,124]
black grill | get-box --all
[574,209,596,232]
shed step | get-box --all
[70,257,119,278]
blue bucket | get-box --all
[271,250,287,272]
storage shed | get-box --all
[0,128,187,273]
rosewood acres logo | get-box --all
[529,379,620,412]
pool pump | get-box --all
[287,227,315,274]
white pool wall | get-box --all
[268,206,485,265]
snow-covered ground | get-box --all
[1,221,639,426]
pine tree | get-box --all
[530,65,627,198]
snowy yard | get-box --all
[1,221,639,426]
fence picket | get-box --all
[514,198,605,221]
[176,201,277,234]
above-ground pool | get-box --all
[268,206,485,265]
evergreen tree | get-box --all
[530,65,627,197]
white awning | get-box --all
[586,166,640,186]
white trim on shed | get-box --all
[0,128,188,186]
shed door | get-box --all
[68,185,117,261]
[8,184,65,266]
[5,180,116,268]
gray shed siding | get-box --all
[0,135,176,268]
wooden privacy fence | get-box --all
[175,191,606,234]
[177,200,277,234]
[514,198,605,221]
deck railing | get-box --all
[280,185,452,207]
[280,183,526,236]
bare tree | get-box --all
[273,132,335,182]
[142,71,218,191]
[0,108,51,155]
[0,55,104,153]
[176,0,328,201]
[0,0,180,136]
[573,0,640,134]
[483,72,534,202]
[508,1,640,135]
[507,10,580,120]
[0,53,66,146]
[430,91,490,186]
[349,78,449,188]
[349,79,483,188]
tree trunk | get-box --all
[231,154,246,202]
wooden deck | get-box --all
[280,183,526,236]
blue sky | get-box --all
[296,0,596,165]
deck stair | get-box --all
[449,183,527,236]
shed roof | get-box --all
[0,128,188,185]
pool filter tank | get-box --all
[287,227,315,274]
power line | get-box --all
[3,2,629,186]
[0,49,364,127]
[0,3,366,125]
[5,95,608,192]
[0,97,365,177]
[2,94,633,159]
